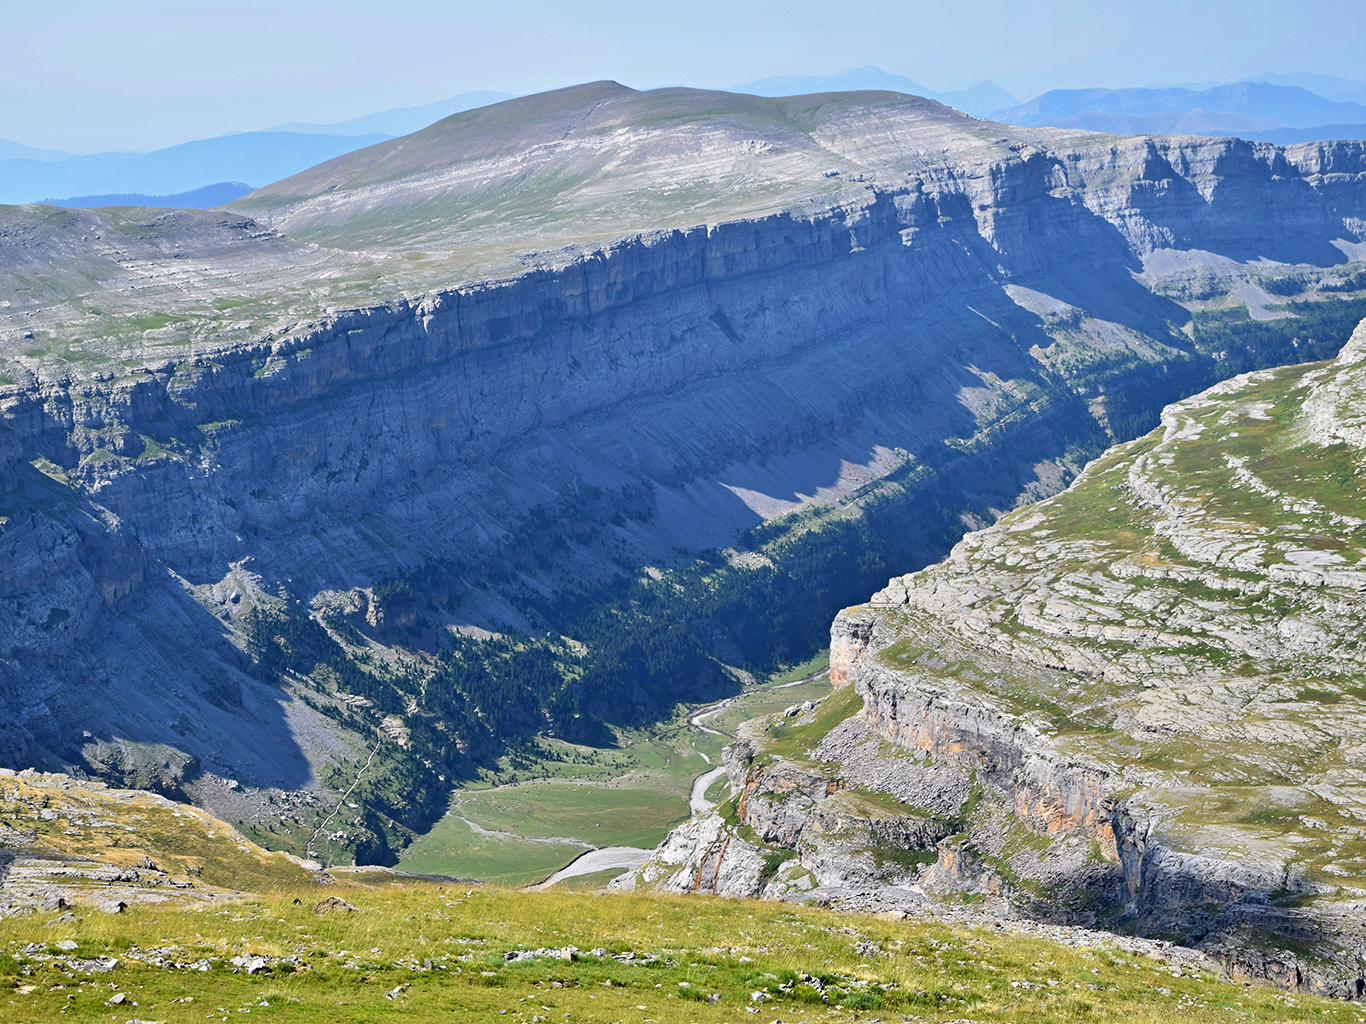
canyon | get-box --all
[622,315,1366,996]
[1,81,1366,888]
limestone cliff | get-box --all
[3,83,1366,866]
[624,316,1366,997]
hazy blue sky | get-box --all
[4,0,1363,152]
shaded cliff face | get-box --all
[822,317,1366,994]
[2,83,1366,865]
[625,320,1366,997]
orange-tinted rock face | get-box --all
[829,609,875,688]
[1013,781,1118,862]
[855,668,1121,862]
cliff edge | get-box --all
[622,317,1366,998]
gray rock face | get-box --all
[820,327,1366,998]
[2,84,1366,863]
[625,316,1366,999]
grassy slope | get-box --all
[0,884,1332,1023]
[229,84,942,251]
[866,336,1366,895]
[0,771,317,894]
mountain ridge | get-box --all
[46,181,254,210]
[726,66,1018,117]
[262,89,515,137]
[996,81,1366,140]
[0,131,391,206]
[622,314,1366,996]
[2,80,1366,891]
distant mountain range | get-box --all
[0,132,391,207]
[995,80,1366,142]
[47,181,255,210]
[0,91,516,208]
[1238,72,1366,107]
[728,66,1018,118]
[0,138,71,162]
[264,90,514,137]
[4,70,1366,211]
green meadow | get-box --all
[400,657,833,886]
[0,884,1333,1024]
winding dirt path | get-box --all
[689,765,729,814]
[529,846,652,890]
[681,667,830,815]
[309,736,383,866]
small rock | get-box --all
[38,894,66,912]
[46,912,81,927]
[314,896,355,914]
[108,992,126,1004]
[100,900,128,915]
[229,955,270,975]
[384,984,408,1000]
[55,939,78,951]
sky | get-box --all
[2,0,1363,152]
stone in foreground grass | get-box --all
[0,884,1335,1022]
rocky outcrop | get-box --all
[626,317,1366,998]
[3,84,1366,868]
[0,766,321,915]
[810,323,1366,995]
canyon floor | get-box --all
[398,655,832,886]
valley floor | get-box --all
[397,658,832,886]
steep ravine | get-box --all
[622,320,1366,997]
[3,101,1366,867]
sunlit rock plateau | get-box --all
[623,316,1366,997]
[1,81,1366,872]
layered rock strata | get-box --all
[624,317,1366,998]
[2,83,1366,853]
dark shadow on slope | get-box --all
[0,459,321,796]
